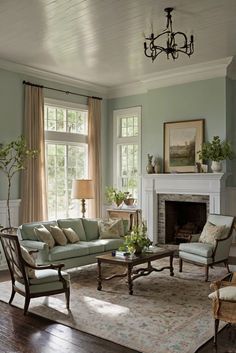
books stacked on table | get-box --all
[115,250,130,258]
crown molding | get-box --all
[108,57,234,99]
[0,58,108,97]
[0,56,234,100]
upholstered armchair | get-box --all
[0,229,70,315]
[179,214,235,281]
[209,272,236,345]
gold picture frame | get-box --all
[164,119,204,173]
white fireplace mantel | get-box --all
[142,173,227,244]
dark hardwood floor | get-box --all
[0,270,235,353]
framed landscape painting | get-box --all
[164,119,204,173]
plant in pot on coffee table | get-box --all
[119,223,152,255]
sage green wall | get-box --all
[0,67,107,200]
[108,77,229,185]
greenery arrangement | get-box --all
[119,223,152,255]
[0,136,38,228]
[105,186,130,207]
[198,136,234,162]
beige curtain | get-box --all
[20,85,48,223]
[88,97,102,218]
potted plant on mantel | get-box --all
[0,136,37,230]
[198,136,234,173]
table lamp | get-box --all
[72,179,95,218]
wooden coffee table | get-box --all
[96,248,174,295]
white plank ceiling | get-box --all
[0,0,236,87]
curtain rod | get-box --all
[22,80,102,101]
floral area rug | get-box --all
[0,258,227,353]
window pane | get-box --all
[45,104,88,135]
[46,142,87,220]
[119,143,138,198]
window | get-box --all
[113,107,141,203]
[44,99,88,220]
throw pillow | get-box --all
[199,221,228,246]
[20,246,36,278]
[63,227,80,243]
[34,226,55,249]
[50,225,68,246]
[99,219,124,239]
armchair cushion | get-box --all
[209,286,236,301]
[29,268,70,285]
[199,221,227,246]
[179,242,214,257]
[20,246,36,278]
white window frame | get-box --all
[44,98,89,219]
[113,106,141,206]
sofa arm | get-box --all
[20,240,49,263]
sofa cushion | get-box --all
[98,219,124,239]
[82,219,99,241]
[49,243,89,261]
[99,238,124,251]
[34,226,55,249]
[57,218,86,241]
[82,240,105,254]
[20,221,57,241]
[179,242,214,257]
[63,227,80,243]
[199,221,227,246]
[50,225,67,246]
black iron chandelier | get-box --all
[144,7,194,61]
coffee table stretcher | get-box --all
[97,251,174,295]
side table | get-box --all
[107,208,142,231]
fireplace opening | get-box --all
[165,201,207,244]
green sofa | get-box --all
[19,218,125,269]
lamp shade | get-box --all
[72,179,95,199]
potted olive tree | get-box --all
[0,136,37,229]
[198,136,234,173]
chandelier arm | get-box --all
[143,8,194,62]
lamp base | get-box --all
[81,199,86,218]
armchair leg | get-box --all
[9,287,16,305]
[214,319,219,345]
[24,295,30,315]
[179,258,183,272]
[224,260,230,273]
[65,288,70,310]
[205,266,209,282]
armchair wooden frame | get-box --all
[210,272,236,345]
[0,228,70,315]
[179,217,235,282]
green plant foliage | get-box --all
[120,223,152,254]
[198,136,234,162]
[105,186,130,206]
[0,136,38,228]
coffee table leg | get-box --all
[170,254,174,276]
[97,259,102,290]
[127,264,133,295]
